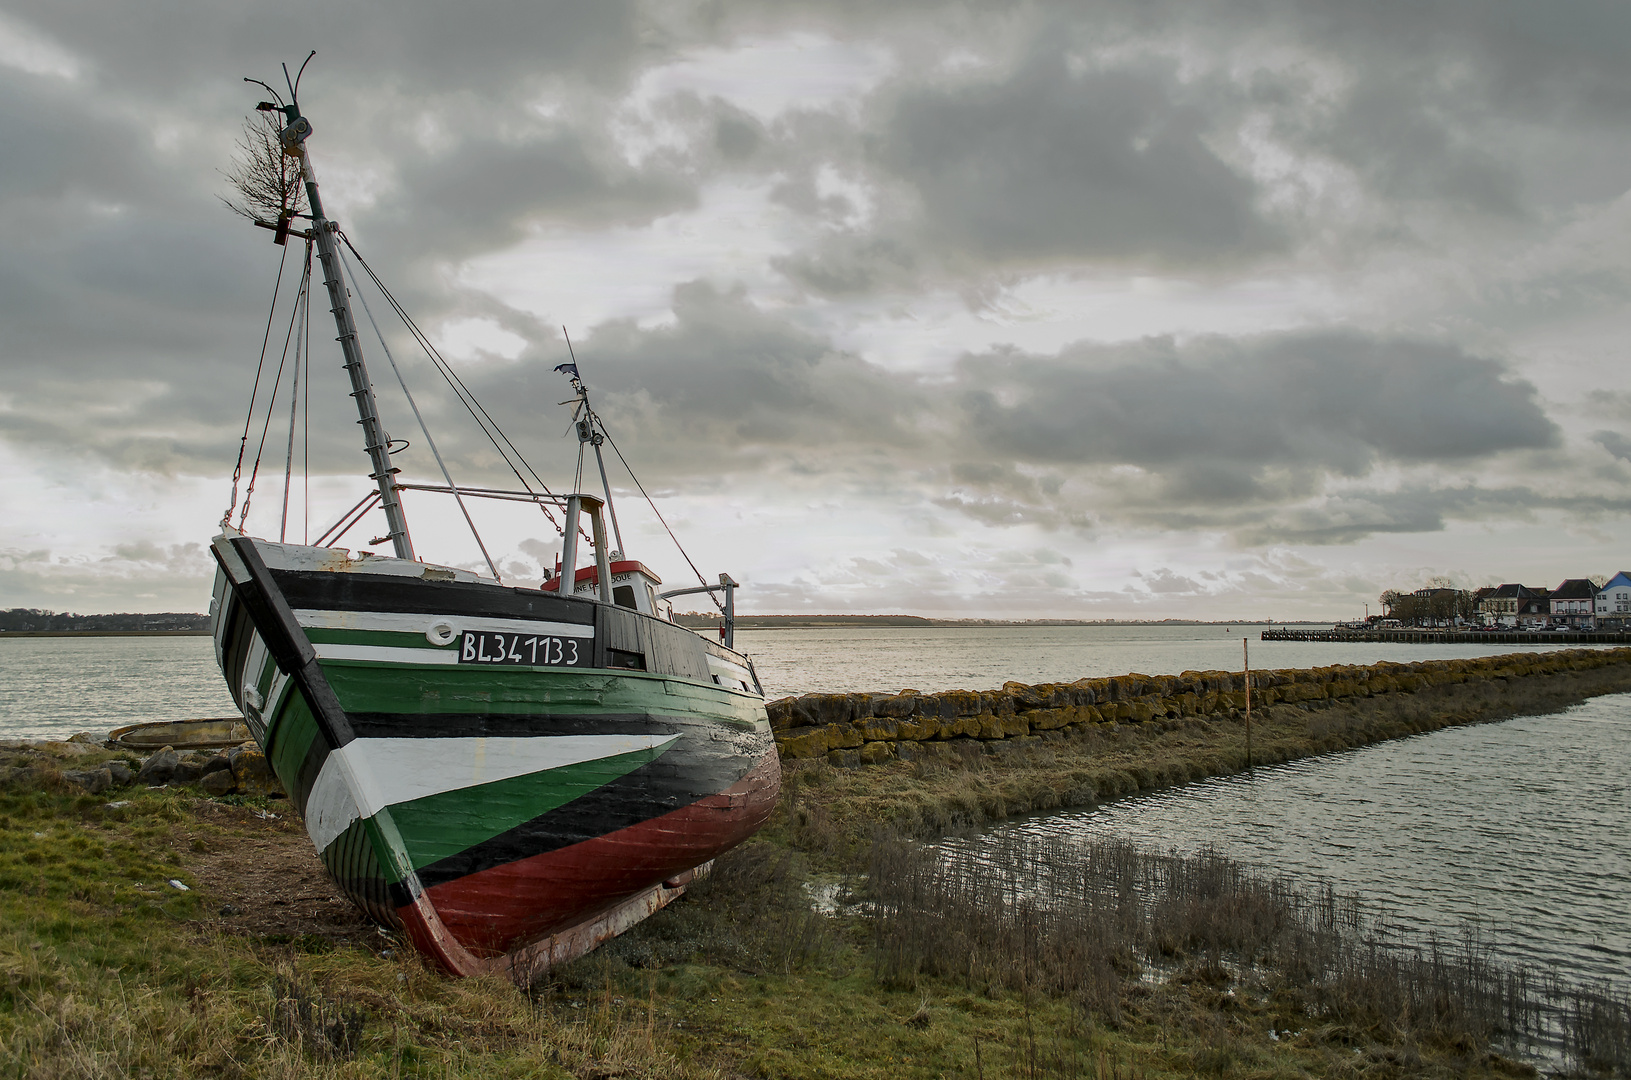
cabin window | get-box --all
[607,648,646,671]
[613,585,638,609]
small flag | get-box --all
[554,362,579,378]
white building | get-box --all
[1594,571,1631,629]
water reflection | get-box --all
[990,694,1631,987]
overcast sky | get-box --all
[4,0,1631,619]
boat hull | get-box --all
[207,533,779,976]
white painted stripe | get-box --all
[312,643,459,665]
[305,733,679,853]
[304,774,361,856]
[294,608,593,639]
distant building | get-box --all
[1410,586,1463,626]
[1516,594,1551,628]
[1478,584,1543,627]
[1549,579,1598,629]
[1596,572,1631,629]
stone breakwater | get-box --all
[0,736,282,798]
[766,647,1631,766]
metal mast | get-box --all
[273,106,415,560]
[563,368,625,557]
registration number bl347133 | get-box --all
[459,631,591,667]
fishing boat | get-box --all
[207,62,779,979]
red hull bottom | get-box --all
[396,748,780,977]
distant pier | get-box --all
[1262,627,1631,645]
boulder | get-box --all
[857,741,896,765]
[229,748,284,798]
[63,767,113,795]
[137,747,179,786]
[106,761,134,786]
[200,769,236,797]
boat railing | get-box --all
[661,576,740,649]
[395,483,571,507]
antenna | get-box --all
[563,325,580,369]
[290,50,316,105]
[243,77,284,109]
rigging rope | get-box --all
[337,245,503,581]
[231,228,714,604]
[279,255,307,543]
[238,244,311,531]
[602,430,723,612]
[336,233,569,537]
[223,239,292,528]
[303,258,311,543]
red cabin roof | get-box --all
[541,560,662,591]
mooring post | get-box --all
[1243,637,1253,771]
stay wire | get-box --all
[279,243,308,543]
[337,244,503,581]
[224,239,292,528]
[336,233,569,535]
[602,430,721,612]
[303,242,312,543]
[350,245,567,533]
[239,249,309,530]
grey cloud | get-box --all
[1230,484,1631,546]
[961,331,1558,480]
[875,48,1276,264]
[737,0,1631,296]
[9,2,646,100]
[367,123,697,259]
[1592,430,1631,463]
[1133,568,1204,595]
[1292,81,1522,218]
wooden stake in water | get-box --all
[1243,636,1253,770]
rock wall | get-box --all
[766,648,1631,766]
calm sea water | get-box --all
[0,636,240,741]
[0,625,1604,739]
[977,694,1631,989]
[737,623,1605,699]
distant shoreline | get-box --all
[678,615,1326,629]
[0,630,212,638]
[0,619,1327,637]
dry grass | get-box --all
[864,830,1629,1077]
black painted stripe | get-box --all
[345,710,684,741]
[270,569,594,625]
[224,539,355,748]
[409,726,773,889]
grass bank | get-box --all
[6,779,1609,1079]
[765,649,1631,855]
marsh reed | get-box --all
[866,831,1629,1075]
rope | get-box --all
[223,240,292,528]
[336,233,567,536]
[279,255,307,543]
[238,246,310,531]
[602,430,721,611]
[303,258,311,542]
[337,245,502,581]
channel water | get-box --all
[0,627,1623,996]
[966,694,1631,990]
